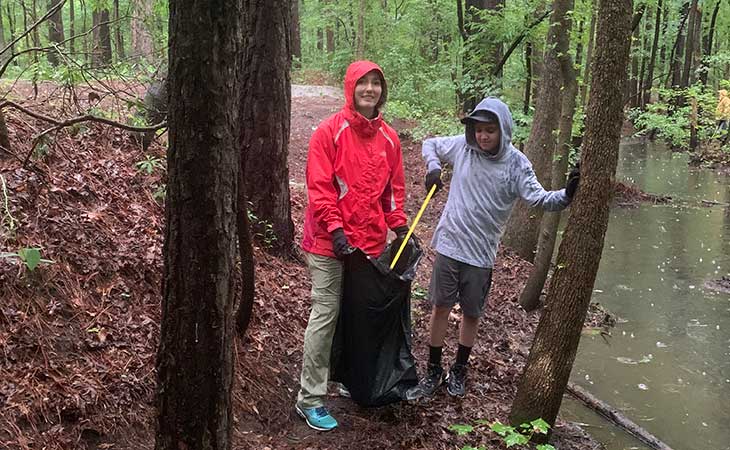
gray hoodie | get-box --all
[422,97,569,268]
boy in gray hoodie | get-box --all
[406,97,579,399]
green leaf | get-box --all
[461,446,486,450]
[449,424,475,436]
[504,432,529,447]
[18,247,41,271]
[490,421,513,436]
[536,445,556,450]
[474,419,491,426]
[530,418,551,434]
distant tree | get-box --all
[92,7,112,65]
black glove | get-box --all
[565,164,580,200]
[425,169,443,194]
[394,226,409,239]
[331,228,354,259]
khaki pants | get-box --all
[296,252,343,409]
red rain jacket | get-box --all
[302,61,407,258]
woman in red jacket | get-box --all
[296,60,409,431]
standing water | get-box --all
[560,140,730,450]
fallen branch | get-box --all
[567,382,674,450]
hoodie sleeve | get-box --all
[515,157,570,212]
[306,124,343,233]
[421,135,466,171]
[380,131,408,229]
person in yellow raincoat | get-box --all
[717,88,730,132]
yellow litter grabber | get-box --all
[390,183,438,270]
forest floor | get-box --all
[1,83,663,450]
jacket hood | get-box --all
[464,97,514,160]
[343,60,388,116]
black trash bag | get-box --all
[330,237,423,407]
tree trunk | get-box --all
[355,0,365,58]
[669,3,689,88]
[579,1,596,109]
[500,0,573,263]
[155,0,242,447]
[0,109,11,156]
[82,0,88,63]
[509,0,633,437]
[700,0,721,85]
[523,40,532,115]
[0,0,6,56]
[4,2,17,67]
[290,0,301,63]
[690,1,702,84]
[69,0,75,54]
[519,38,578,312]
[681,0,698,87]
[30,0,41,47]
[92,8,112,66]
[130,0,153,59]
[113,0,124,60]
[627,16,640,107]
[240,0,295,253]
[642,0,661,107]
[156,0,242,445]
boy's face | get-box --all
[474,122,501,154]
[354,71,383,118]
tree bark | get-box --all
[509,0,633,437]
[642,0,661,107]
[669,2,689,88]
[92,8,112,66]
[113,0,124,60]
[130,0,153,59]
[69,0,75,54]
[579,2,597,109]
[627,14,640,107]
[240,0,294,253]
[523,40,532,115]
[0,109,11,156]
[0,0,6,56]
[700,0,721,85]
[290,0,301,63]
[500,0,573,263]
[155,0,243,446]
[519,37,577,312]
[681,0,698,87]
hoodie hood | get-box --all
[341,60,388,136]
[464,97,514,160]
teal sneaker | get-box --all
[295,404,338,431]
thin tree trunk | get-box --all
[579,1,596,109]
[69,0,75,54]
[291,0,301,62]
[637,8,651,108]
[669,2,689,88]
[355,0,365,58]
[642,0,661,106]
[0,110,11,156]
[510,0,633,435]
[47,0,66,65]
[82,0,88,63]
[700,0,721,85]
[524,40,532,115]
[627,17,640,106]
[92,8,112,65]
[681,0,698,87]
[240,0,295,253]
[155,0,243,445]
[0,0,6,56]
[501,0,573,262]
[113,0,124,60]
[130,0,153,59]
[5,2,17,66]
[519,38,578,312]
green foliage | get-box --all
[247,202,278,249]
[450,418,555,450]
[631,84,718,149]
[135,155,164,175]
[0,247,54,272]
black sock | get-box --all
[428,345,443,367]
[456,344,472,367]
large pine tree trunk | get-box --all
[155,0,243,447]
[500,0,573,262]
[92,8,112,65]
[240,0,294,253]
[130,0,153,59]
[509,0,633,438]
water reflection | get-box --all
[561,140,730,450]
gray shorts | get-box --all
[428,253,493,318]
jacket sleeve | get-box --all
[381,132,408,229]
[516,159,570,212]
[306,125,343,233]
[421,135,465,171]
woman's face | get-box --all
[353,71,382,119]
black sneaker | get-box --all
[446,364,468,397]
[405,363,444,401]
